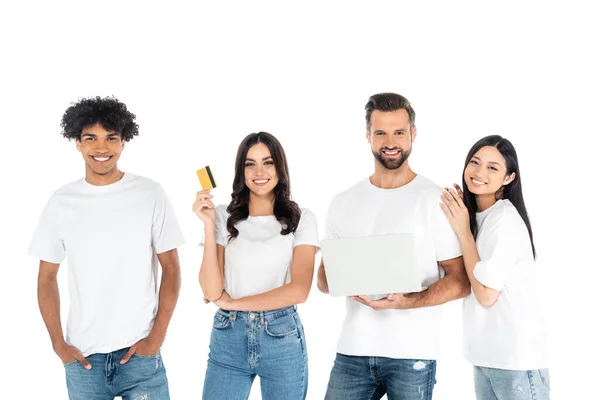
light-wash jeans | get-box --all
[202,305,308,400]
[325,353,437,400]
[474,366,550,400]
[65,348,169,399]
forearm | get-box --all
[227,282,309,312]
[199,225,224,300]
[148,264,180,345]
[38,277,66,348]
[317,263,329,294]
[404,271,468,308]
[458,232,498,306]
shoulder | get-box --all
[215,204,230,220]
[299,208,317,223]
[53,177,85,196]
[484,200,527,233]
[412,175,445,198]
[330,179,369,208]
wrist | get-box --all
[51,338,67,350]
[204,222,216,232]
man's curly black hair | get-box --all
[61,96,139,141]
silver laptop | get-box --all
[320,233,422,297]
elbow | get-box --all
[294,288,310,304]
[203,290,224,303]
[475,292,499,308]
[317,282,329,295]
[459,280,471,299]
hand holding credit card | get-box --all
[193,166,217,226]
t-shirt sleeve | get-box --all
[324,199,338,240]
[152,184,186,254]
[432,195,463,261]
[294,208,320,248]
[473,217,524,291]
[28,196,65,264]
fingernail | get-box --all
[85,365,92,370]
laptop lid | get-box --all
[320,233,422,297]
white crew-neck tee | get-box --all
[463,199,548,370]
[325,175,462,360]
[28,173,185,356]
[208,205,319,300]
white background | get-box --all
[1,1,598,399]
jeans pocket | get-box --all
[63,360,78,366]
[213,310,231,330]
[132,352,160,359]
[264,313,298,338]
[538,369,550,388]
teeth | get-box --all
[93,157,109,162]
[472,179,486,185]
[254,179,268,184]
[383,151,399,155]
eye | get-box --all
[245,162,254,168]
[489,166,498,171]
[395,131,404,135]
[264,161,274,165]
[470,160,478,165]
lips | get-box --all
[91,155,112,163]
[253,179,270,186]
[381,149,401,157]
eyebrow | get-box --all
[374,129,406,133]
[472,155,502,166]
[246,156,273,162]
[81,132,120,138]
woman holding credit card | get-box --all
[440,135,549,400]
[192,132,319,400]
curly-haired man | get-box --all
[28,96,185,399]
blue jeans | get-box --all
[64,347,169,399]
[202,306,308,400]
[325,353,436,400]
[474,366,551,400]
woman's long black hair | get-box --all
[226,132,301,240]
[462,135,536,258]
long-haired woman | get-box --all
[193,132,319,400]
[441,135,549,399]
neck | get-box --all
[476,194,498,212]
[370,161,416,189]
[249,191,275,216]
[85,167,125,186]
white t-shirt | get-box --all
[208,205,319,300]
[28,173,185,357]
[326,175,462,360]
[463,199,548,370]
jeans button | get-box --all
[249,313,255,319]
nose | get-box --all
[92,139,110,153]
[473,164,486,178]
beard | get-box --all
[372,146,411,170]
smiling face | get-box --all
[76,122,124,179]
[244,142,279,197]
[367,109,415,170]
[464,145,515,196]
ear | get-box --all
[121,139,125,150]
[410,125,417,142]
[76,139,82,152]
[366,128,372,144]
[503,172,516,186]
